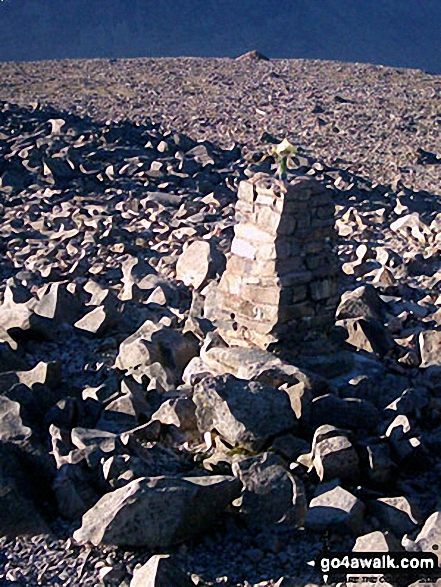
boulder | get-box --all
[151,397,198,433]
[0,444,50,537]
[337,317,395,357]
[193,374,297,451]
[336,285,387,322]
[73,475,242,547]
[130,555,194,587]
[176,239,224,290]
[74,304,120,337]
[53,462,101,520]
[231,452,306,528]
[403,511,441,567]
[115,320,198,388]
[0,395,32,442]
[368,496,421,536]
[353,530,402,552]
[359,442,397,487]
[305,484,365,534]
[310,425,360,483]
[309,393,380,431]
[419,331,441,368]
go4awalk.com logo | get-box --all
[308,552,440,583]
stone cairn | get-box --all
[212,173,340,350]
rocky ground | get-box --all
[0,53,441,587]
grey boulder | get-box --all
[305,484,365,534]
[232,452,306,528]
[73,474,241,547]
[193,374,297,451]
[130,555,194,587]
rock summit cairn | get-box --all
[212,173,340,350]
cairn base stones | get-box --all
[212,174,339,350]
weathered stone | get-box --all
[403,511,441,567]
[0,395,32,442]
[305,484,365,533]
[74,304,120,337]
[130,555,194,587]
[193,374,297,451]
[115,320,198,387]
[419,330,441,368]
[368,496,421,536]
[232,452,307,528]
[337,317,395,357]
[53,462,101,519]
[73,475,242,547]
[271,434,310,462]
[151,397,197,433]
[309,393,380,431]
[176,239,224,290]
[353,530,403,552]
[0,444,50,537]
[33,282,83,324]
[359,442,397,487]
[310,425,360,482]
[336,285,387,322]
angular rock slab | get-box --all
[403,511,441,567]
[232,452,306,528]
[305,484,365,534]
[73,475,242,547]
[176,239,223,290]
[193,374,297,451]
[130,555,194,587]
[310,425,360,483]
[419,331,441,368]
[0,444,50,537]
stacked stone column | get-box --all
[212,173,339,350]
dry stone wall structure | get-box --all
[212,173,340,350]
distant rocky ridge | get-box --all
[0,58,441,586]
[1,0,441,73]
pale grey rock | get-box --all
[73,474,242,547]
[305,484,365,534]
[33,282,83,324]
[353,530,402,552]
[336,285,387,322]
[104,377,151,422]
[115,320,198,388]
[368,496,421,536]
[0,395,32,442]
[403,511,441,567]
[74,304,120,337]
[193,374,297,451]
[0,360,60,391]
[130,554,194,587]
[176,239,223,290]
[151,396,198,433]
[337,317,395,357]
[310,425,360,483]
[419,330,441,368]
[232,452,307,528]
[235,50,270,62]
